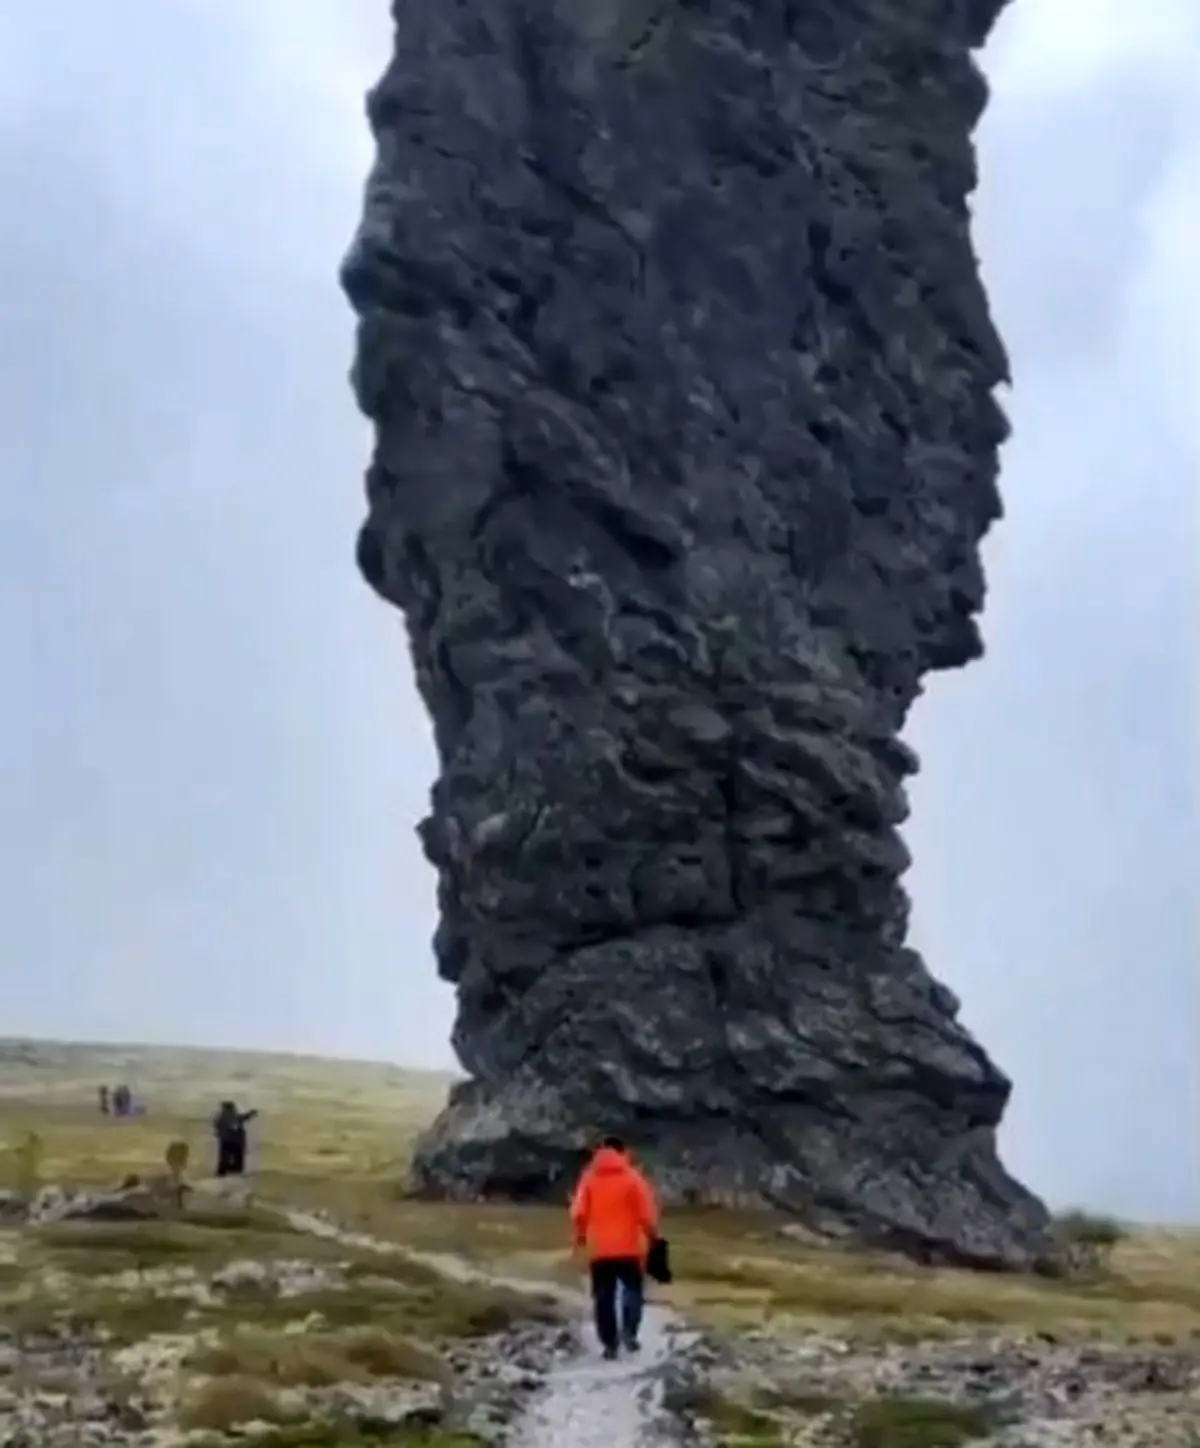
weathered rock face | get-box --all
[344,0,1054,1268]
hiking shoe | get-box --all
[622,1335,641,1352]
[601,1344,619,1361]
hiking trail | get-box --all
[274,1203,692,1447]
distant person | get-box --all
[212,1100,258,1177]
[98,1085,110,1115]
[570,1135,659,1359]
[112,1084,131,1117]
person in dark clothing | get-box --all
[212,1100,258,1177]
[570,1135,659,1359]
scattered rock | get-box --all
[4,1190,1196,1447]
[0,1196,590,1446]
[306,1377,443,1427]
[19,1184,170,1226]
[716,1326,1200,1447]
[208,1257,343,1298]
[0,1192,26,1225]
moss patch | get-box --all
[178,1373,296,1432]
[696,1389,789,1445]
[6,1268,556,1355]
[30,1214,309,1278]
[752,1382,843,1415]
[186,1423,484,1447]
[211,1273,559,1340]
[186,1325,448,1387]
[6,1206,564,1353]
[850,1396,993,1448]
[6,1285,198,1342]
[342,1257,563,1338]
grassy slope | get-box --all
[2,1036,1198,1349]
[0,1043,553,1446]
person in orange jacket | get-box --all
[569,1135,659,1359]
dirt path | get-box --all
[515,1306,689,1448]
[274,1203,693,1447]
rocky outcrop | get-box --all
[343,0,1054,1268]
[705,1327,1200,1448]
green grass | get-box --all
[752,1383,843,1415]
[7,1270,560,1352]
[4,1037,1200,1362]
[6,1284,201,1342]
[0,1040,453,1191]
[850,1397,994,1448]
[3,1208,566,1355]
[185,1324,449,1386]
[185,1428,485,1448]
[696,1383,850,1444]
[29,1212,309,1276]
[178,1373,474,1441]
[177,1374,298,1432]
[694,1389,793,1446]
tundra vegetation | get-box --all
[0,1040,1197,1446]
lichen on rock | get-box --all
[343,0,1054,1268]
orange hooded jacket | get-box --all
[569,1146,658,1263]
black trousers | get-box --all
[589,1257,644,1351]
[216,1139,245,1177]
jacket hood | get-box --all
[588,1146,631,1176]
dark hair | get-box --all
[601,1135,626,1153]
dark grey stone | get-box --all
[343,0,1056,1269]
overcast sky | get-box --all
[0,1,1194,1222]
